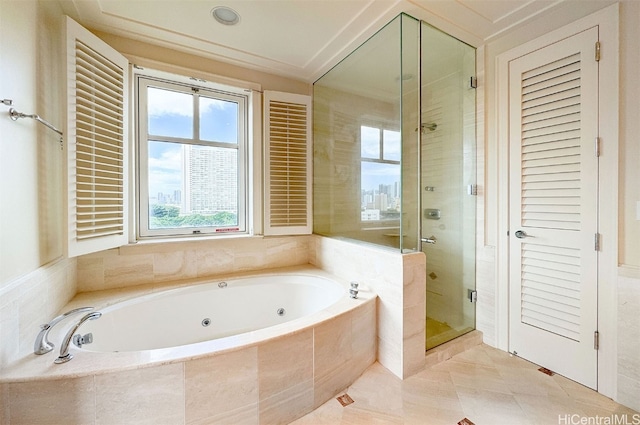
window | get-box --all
[360,125,401,223]
[136,75,249,238]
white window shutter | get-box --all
[263,91,312,235]
[65,17,129,257]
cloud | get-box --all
[148,143,183,194]
[147,87,233,118]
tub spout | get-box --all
[54,311,102,364]
[34,307,94,355]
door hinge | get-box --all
[595,233,601,251]
[467,184,478,196]
[468,289,477,303]
[594,330,600,350]
[595,137,601,157]
[595,41,601,62]
[470,76,477,89]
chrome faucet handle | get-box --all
[34,307,94,355]
[55,311,102,364]
[349,282,359,299]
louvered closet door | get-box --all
[508,27,599,389]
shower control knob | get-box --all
[421,236,437,244]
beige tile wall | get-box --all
[617,272,640,412]
[402,253,427,377]
[76,236,311,292]
[4,298,375,425]
[0,257,76,370]
[310,235,425,379]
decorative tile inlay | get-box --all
[336,393,354,407]
[538,367,555,376]
[458,418,476,425]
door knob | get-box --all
[514,230,531,239]
[421,236,437,244]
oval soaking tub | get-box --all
[80,274,345,352]
[1,267,377,425]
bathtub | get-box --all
[1,266,377,425]
[80,274,346,352]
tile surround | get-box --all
[185,348,258,424]
[77,236,311,292]
[95,363,185,425]
[7,376,95,425]
[310,235,426,379]
[0,257,76,370]
[2,267,376,424]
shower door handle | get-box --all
[421,236,437,244]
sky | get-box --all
[146,87,238,197]
[361,126,401,192]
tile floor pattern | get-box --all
[292,344,639,425]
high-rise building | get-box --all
[183,145,237,214]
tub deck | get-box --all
[2,265,377,424]
[1,265,375,383]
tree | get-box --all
[151,204,180,218]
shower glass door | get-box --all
[420,22,476,350]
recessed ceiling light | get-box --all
[211,6,240,26]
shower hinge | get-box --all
[467,184,477,196]
[470,76,477,89]
[468,289,477,303]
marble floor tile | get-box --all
[292,344,639,425]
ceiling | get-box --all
[59,0,567,83]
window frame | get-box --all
[135,72,251,239]
[359,122,401,227]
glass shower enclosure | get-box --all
[313,14,476,350]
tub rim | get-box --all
[0,265,376,383]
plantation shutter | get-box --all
[65,17,129,257]
[263,91,312,235]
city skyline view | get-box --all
[147,86,238,197]
[144,83,242,229]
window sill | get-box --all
[117,233,267,255]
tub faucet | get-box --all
[34,307,94,355]
[54,311,102,364]
[349,282,359,299]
